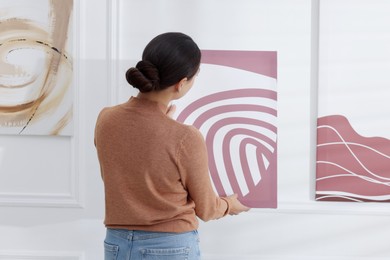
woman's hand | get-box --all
[226,194,251,215]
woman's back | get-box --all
[95,96,228,232]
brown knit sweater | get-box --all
[94,97,230,232]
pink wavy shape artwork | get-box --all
[316,115,390,202]
[176,50,277,208]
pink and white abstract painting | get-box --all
[175,50,277,208]
[316,115,390,202]
[315,0,390,202]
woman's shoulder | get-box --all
[172,122,204,144]
[95,104,123,125]
[168,117,198,133]
[97,103,125,116]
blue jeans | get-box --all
[104,228,201,260]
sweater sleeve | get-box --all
[177,126,230,221]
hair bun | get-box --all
[125,60,160,93]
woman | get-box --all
[94,32,250,260]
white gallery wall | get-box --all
[0,0,389,259]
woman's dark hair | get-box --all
[125,32,201,93]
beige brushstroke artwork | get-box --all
[0,0,73,135]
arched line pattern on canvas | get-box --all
[177,88,277,207]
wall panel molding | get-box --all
[237,201,390,216]
[107,0,120,105]
[276,201,390,216]
[0,251,83,260]
[0,191,80,208]
[0,0,83,208]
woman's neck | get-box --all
[137,91,173,111]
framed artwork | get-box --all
[0,0,74,136]
[315,0,390,202]
[175,50,278,208]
